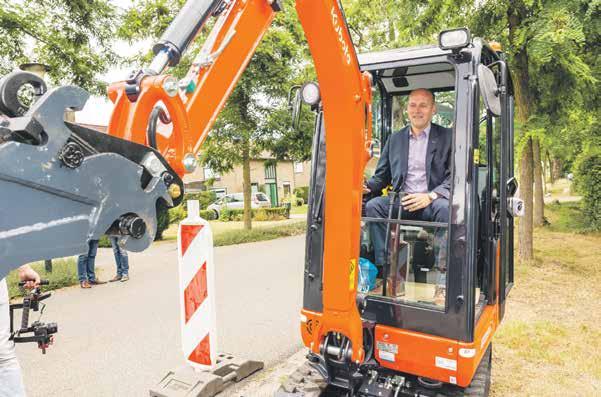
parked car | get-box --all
[207,192,271,218]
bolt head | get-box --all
[168,184,182,199]
[182,153,197,173]
[162,77,178,97]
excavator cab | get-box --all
[297,29,520,396]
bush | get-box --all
[574,148,601,231]
[98,235,111,248]
[169,203,218,224]
[219,207,290,221]
[294,186,309,203]
[182,190,217,209]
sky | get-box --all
[76,38,150,125]
[76,0,143,125]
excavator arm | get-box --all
[0,0,372,366]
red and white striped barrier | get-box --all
[177,200,217,370]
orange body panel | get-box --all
[374,305,497,387]
[296,0,372,363]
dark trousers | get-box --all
[365,195,449,265]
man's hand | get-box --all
[362,180,371,194]
[18,264,41,289]
[401,193,432,212]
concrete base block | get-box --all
[149,353,264,397]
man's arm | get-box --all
[365,137,392,194]
[431,168,451,199]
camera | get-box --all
[9,280,58,354]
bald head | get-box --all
[407,89,436,133]
[409,89,435,105]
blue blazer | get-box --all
[366,123,452,199]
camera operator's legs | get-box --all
[0,279,26,397]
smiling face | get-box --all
[407,89,436,133]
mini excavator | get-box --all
[0,1,521,395]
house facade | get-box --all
[183,157,312,206]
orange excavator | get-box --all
[0,1,521,395]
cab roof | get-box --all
[358,44,451,69]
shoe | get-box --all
[89,279,107,285]
[120,275,129,282]
[109,275,122,282]
[80,281,91,289]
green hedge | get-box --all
[219,207,290,221]
[294,186,309,203]
[169,203,217,224]
[182,191,217,209]
[574,148,601,231]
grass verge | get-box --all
[491,203,601,396]
[214,220,306,246]
[6,258,78,299]
[545,200,591,233]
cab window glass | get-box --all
[392,91,455,131]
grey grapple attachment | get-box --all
[0,71,184,279]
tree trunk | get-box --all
[532,137,545,226]
[546,150,555,185]
[518,138,534,260]
[508,2,535,262]
[541,153,547,194]
[551,158,562,181]
[242,142,252,230]
[546,150,554,184]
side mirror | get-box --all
[477,64,501,116]
[506,177,518,197]
[506,178,523,217]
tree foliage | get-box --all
[0,0,119,94]
[344,0,600,257]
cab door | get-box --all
[476,50,515,321]
[497,59,515,320]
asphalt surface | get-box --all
[16,235,306,396]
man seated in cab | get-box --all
[363,88,451,305]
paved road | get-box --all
[17,235,306,396]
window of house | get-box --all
[283,182,291,197]
[293,162,304,173]
[265,163,277,179]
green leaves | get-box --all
[0,0,118,94]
